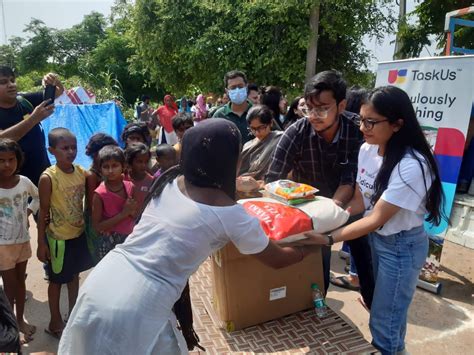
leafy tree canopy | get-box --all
[397,0,474,58]
[132,0,394,96]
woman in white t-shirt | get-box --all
[58,119,315,355]
[301,86,446,355]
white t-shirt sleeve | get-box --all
[24,176,39,214]
[381,155,432,212]
[225,206,269,255]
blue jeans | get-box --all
[341,242,358,275]
[369,226,428,355]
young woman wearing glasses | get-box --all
[301,86,446,355]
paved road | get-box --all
[15,217,474,354]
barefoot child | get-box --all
[84,133,118,264]
[0,139,38,344]
[92,146,137,260]
[124,142,154,211]
[37,128,92,339]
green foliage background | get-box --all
[15,0,474,107]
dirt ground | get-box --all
[14,218,474,354]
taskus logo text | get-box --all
[388,68,457,84]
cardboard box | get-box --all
[211,243,324,332]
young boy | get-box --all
[153,144,177,179]
[37,127,91,338]
[172,113,194,159]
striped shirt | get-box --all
[265,112,363,198]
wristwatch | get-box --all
[326,234,334,246]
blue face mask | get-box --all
[228,87,248,105]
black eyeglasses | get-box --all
[248,124,269,134]
[357,118,389,130]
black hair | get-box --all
[368,86,446,225]
[85,133,118,157]
[125,142,150,166]
[48,127,76,148]
[140,95,150,102]
[260,86,282,121]
[155,144,176,159]
[121,122,151,147]
[284,96,304,126]
[224,70,247,88]
[346,86,368,114]
[304,70,347,104]
[247,105,274,125]
[98,145,125,167]
[248,83,259,93]
[0,66,14,78]
[0,138,24,173]
[172,113,194,131]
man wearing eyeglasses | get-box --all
[265,70,370,302]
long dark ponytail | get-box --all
[369,86,447,226]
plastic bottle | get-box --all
[311,283,327,318]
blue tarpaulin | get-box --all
[41,102,127,168]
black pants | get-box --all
[322,216,375,309]
[0,289,21,353]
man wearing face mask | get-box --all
[265,71,374,309]
[212,70,253,143]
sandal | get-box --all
[330,275,360,291]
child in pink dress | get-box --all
[91,146,137,260]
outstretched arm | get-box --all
[0,100,54,141]
[253,240,314,269]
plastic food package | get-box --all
[239,197,350,243]
[263,191,315,205]
[264,180,318,200]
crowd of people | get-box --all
[0,64,446,355]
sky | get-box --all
[0,0,435,72]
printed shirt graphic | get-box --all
[356,143,383,213]
[44,164,86,240]
[0,176,39,245]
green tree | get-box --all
[18,19,56,73]
[0,37,24,70]
[396,0,474,58]
[54,12,107,77]
[132,0,394,95]
[78,3,150,104]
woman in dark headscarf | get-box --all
[59,119,315,354]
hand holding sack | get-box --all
[239,197,349,243]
